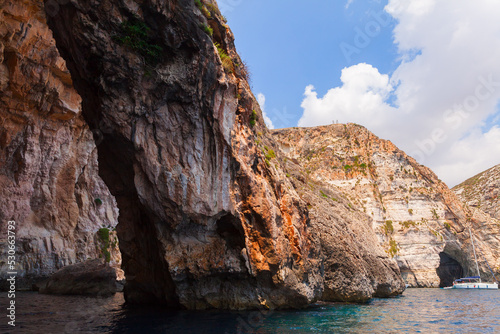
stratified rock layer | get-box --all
[0,0,119,289]
[453,164,500,220]
[45,0,404,307]
[273,124,500,287]
[293,177,405,301]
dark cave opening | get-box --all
[43,4,180,306]
[436,252,463,287]
[216,213,245,250]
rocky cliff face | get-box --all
[5,0,495,308]
[41,0,404,308]
[453,164,500,220]
[286,167,405,301]
[273,124,500,287]
[0,0,119,288]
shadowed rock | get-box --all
[39,259,117,297]
[0,0,119,289]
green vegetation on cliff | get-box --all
[114,20,163,65]
[97,228,111,263]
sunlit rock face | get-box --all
[0,0,119,289]
[454,164,500,220]
[44,0,405,307]
[273,124,500,288]
[44,0,320,309]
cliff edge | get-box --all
[453,164,500,220]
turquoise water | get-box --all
[1,288,499,333]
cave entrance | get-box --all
[216,213,245,251]
[436,252,463,287]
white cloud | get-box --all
[386,0,435,19]
[298,0,500,186]
[257,93,274,129]
[345,0,354,9]
[298,63,396,130]
[433,126,500,187]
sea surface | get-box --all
[1,288,499,333]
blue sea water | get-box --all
[1,288,499,333]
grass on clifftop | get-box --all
[401,220,418,229]
[200,23,213,36]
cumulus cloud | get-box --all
[298,63,396,131]
[432,126,500,186]
[298,0,500,186]
[257,93,274,129]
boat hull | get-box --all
[447,282,498,290]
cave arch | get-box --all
[436,252,463,287]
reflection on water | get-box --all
[0,289,499,333]
[0,292,124,334]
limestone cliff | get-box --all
[273,124,500,287]
[453,164,500,220]
[42,0,404,308]
[0,0,119,288]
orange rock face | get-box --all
[0,0,118,288]
[273,124,500,288]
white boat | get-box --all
[444,276,498,290]
[444,226,498,290]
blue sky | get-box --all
[220,0,500,186]
[223,0,398,128]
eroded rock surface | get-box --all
[273,125,500,288]
[39,258,117,296]
[44,0,405,307]
[453,164,500,220]
[283,154,404,302]
[0,0,119,289]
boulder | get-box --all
[39,259,117,297]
